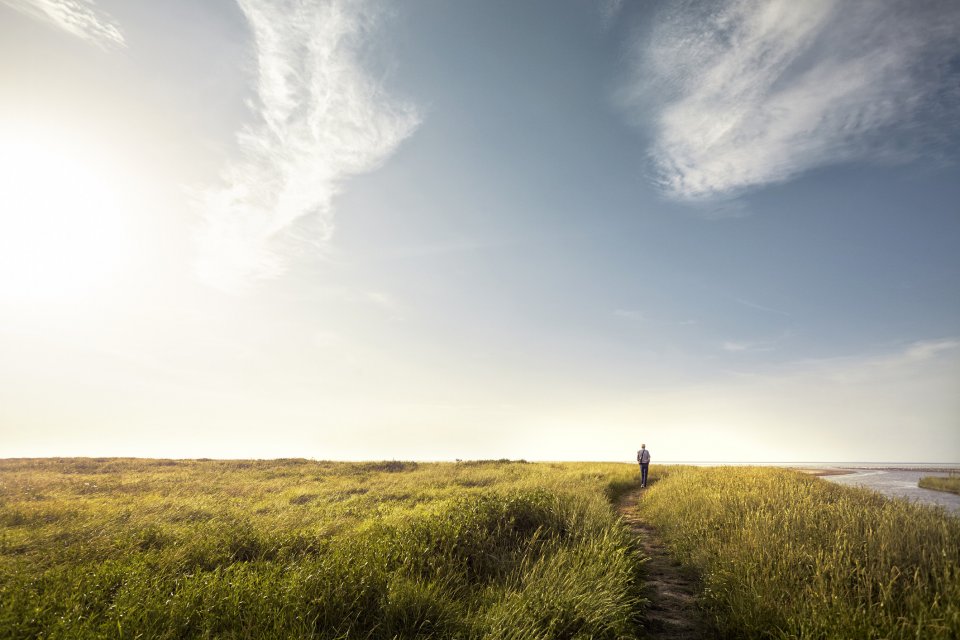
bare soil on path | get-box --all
[618,489,716,640]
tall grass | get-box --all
[639,466,960,639]
[919,476,960,495]
[0,458,644,639]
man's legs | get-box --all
[640,463,648,487]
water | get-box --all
[822,469,960,515]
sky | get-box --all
[1,0,958,463]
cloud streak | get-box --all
[599,0,624,28]
[195,0,419,291]
[721,340,773,353]
[626,0,960,201]
[2,0,125,49]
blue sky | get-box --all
[1,0,958,462]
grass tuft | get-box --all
[919,475,960,495]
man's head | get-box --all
[641,444,645,449]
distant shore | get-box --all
[657,461,960,474]
[796,466,960,475]
[797,467,960,476]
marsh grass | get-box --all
[0,458,644,639]
[919,475,960,495]
[640,466,960,639]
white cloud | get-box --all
[2,0,125,49]
[626,0,960,201]
[720,339,778,354]
[902,339,960,363]
[828,338,960,383]
[195,0,419,291]
[363,290,397,311]
[721,340,753,353]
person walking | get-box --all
[637,444,651,487]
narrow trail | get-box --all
[618,489,715,640]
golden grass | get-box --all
[639,466,960,639]
[0,458,645,639]
[6,458,956,639]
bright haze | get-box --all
[1,0,958,463]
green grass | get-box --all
[639,466,960,639]
[919,475,960,495]
[0,458,644,639]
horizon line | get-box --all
[2,456,959,466]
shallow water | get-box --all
[824,469,960,515]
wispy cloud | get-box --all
[721,339,774,354]
[195,0,420,291]
[599,0,624,27]
[614,308,644,320]
[780,338,960,385]
[734,297,790,317]
[2,0,125,49]
[882,338,960,370]
[624,0,960,201]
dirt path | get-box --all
[618,489,714,639]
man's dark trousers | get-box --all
[640,463,649,486]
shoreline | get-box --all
[795,468,856,476]
[809,466,959,473]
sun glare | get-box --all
[0,135,135,304]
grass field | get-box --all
[919,475,960,495]
[2,459,958,639]
[0,458,645,639]
[640,466,960,639]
